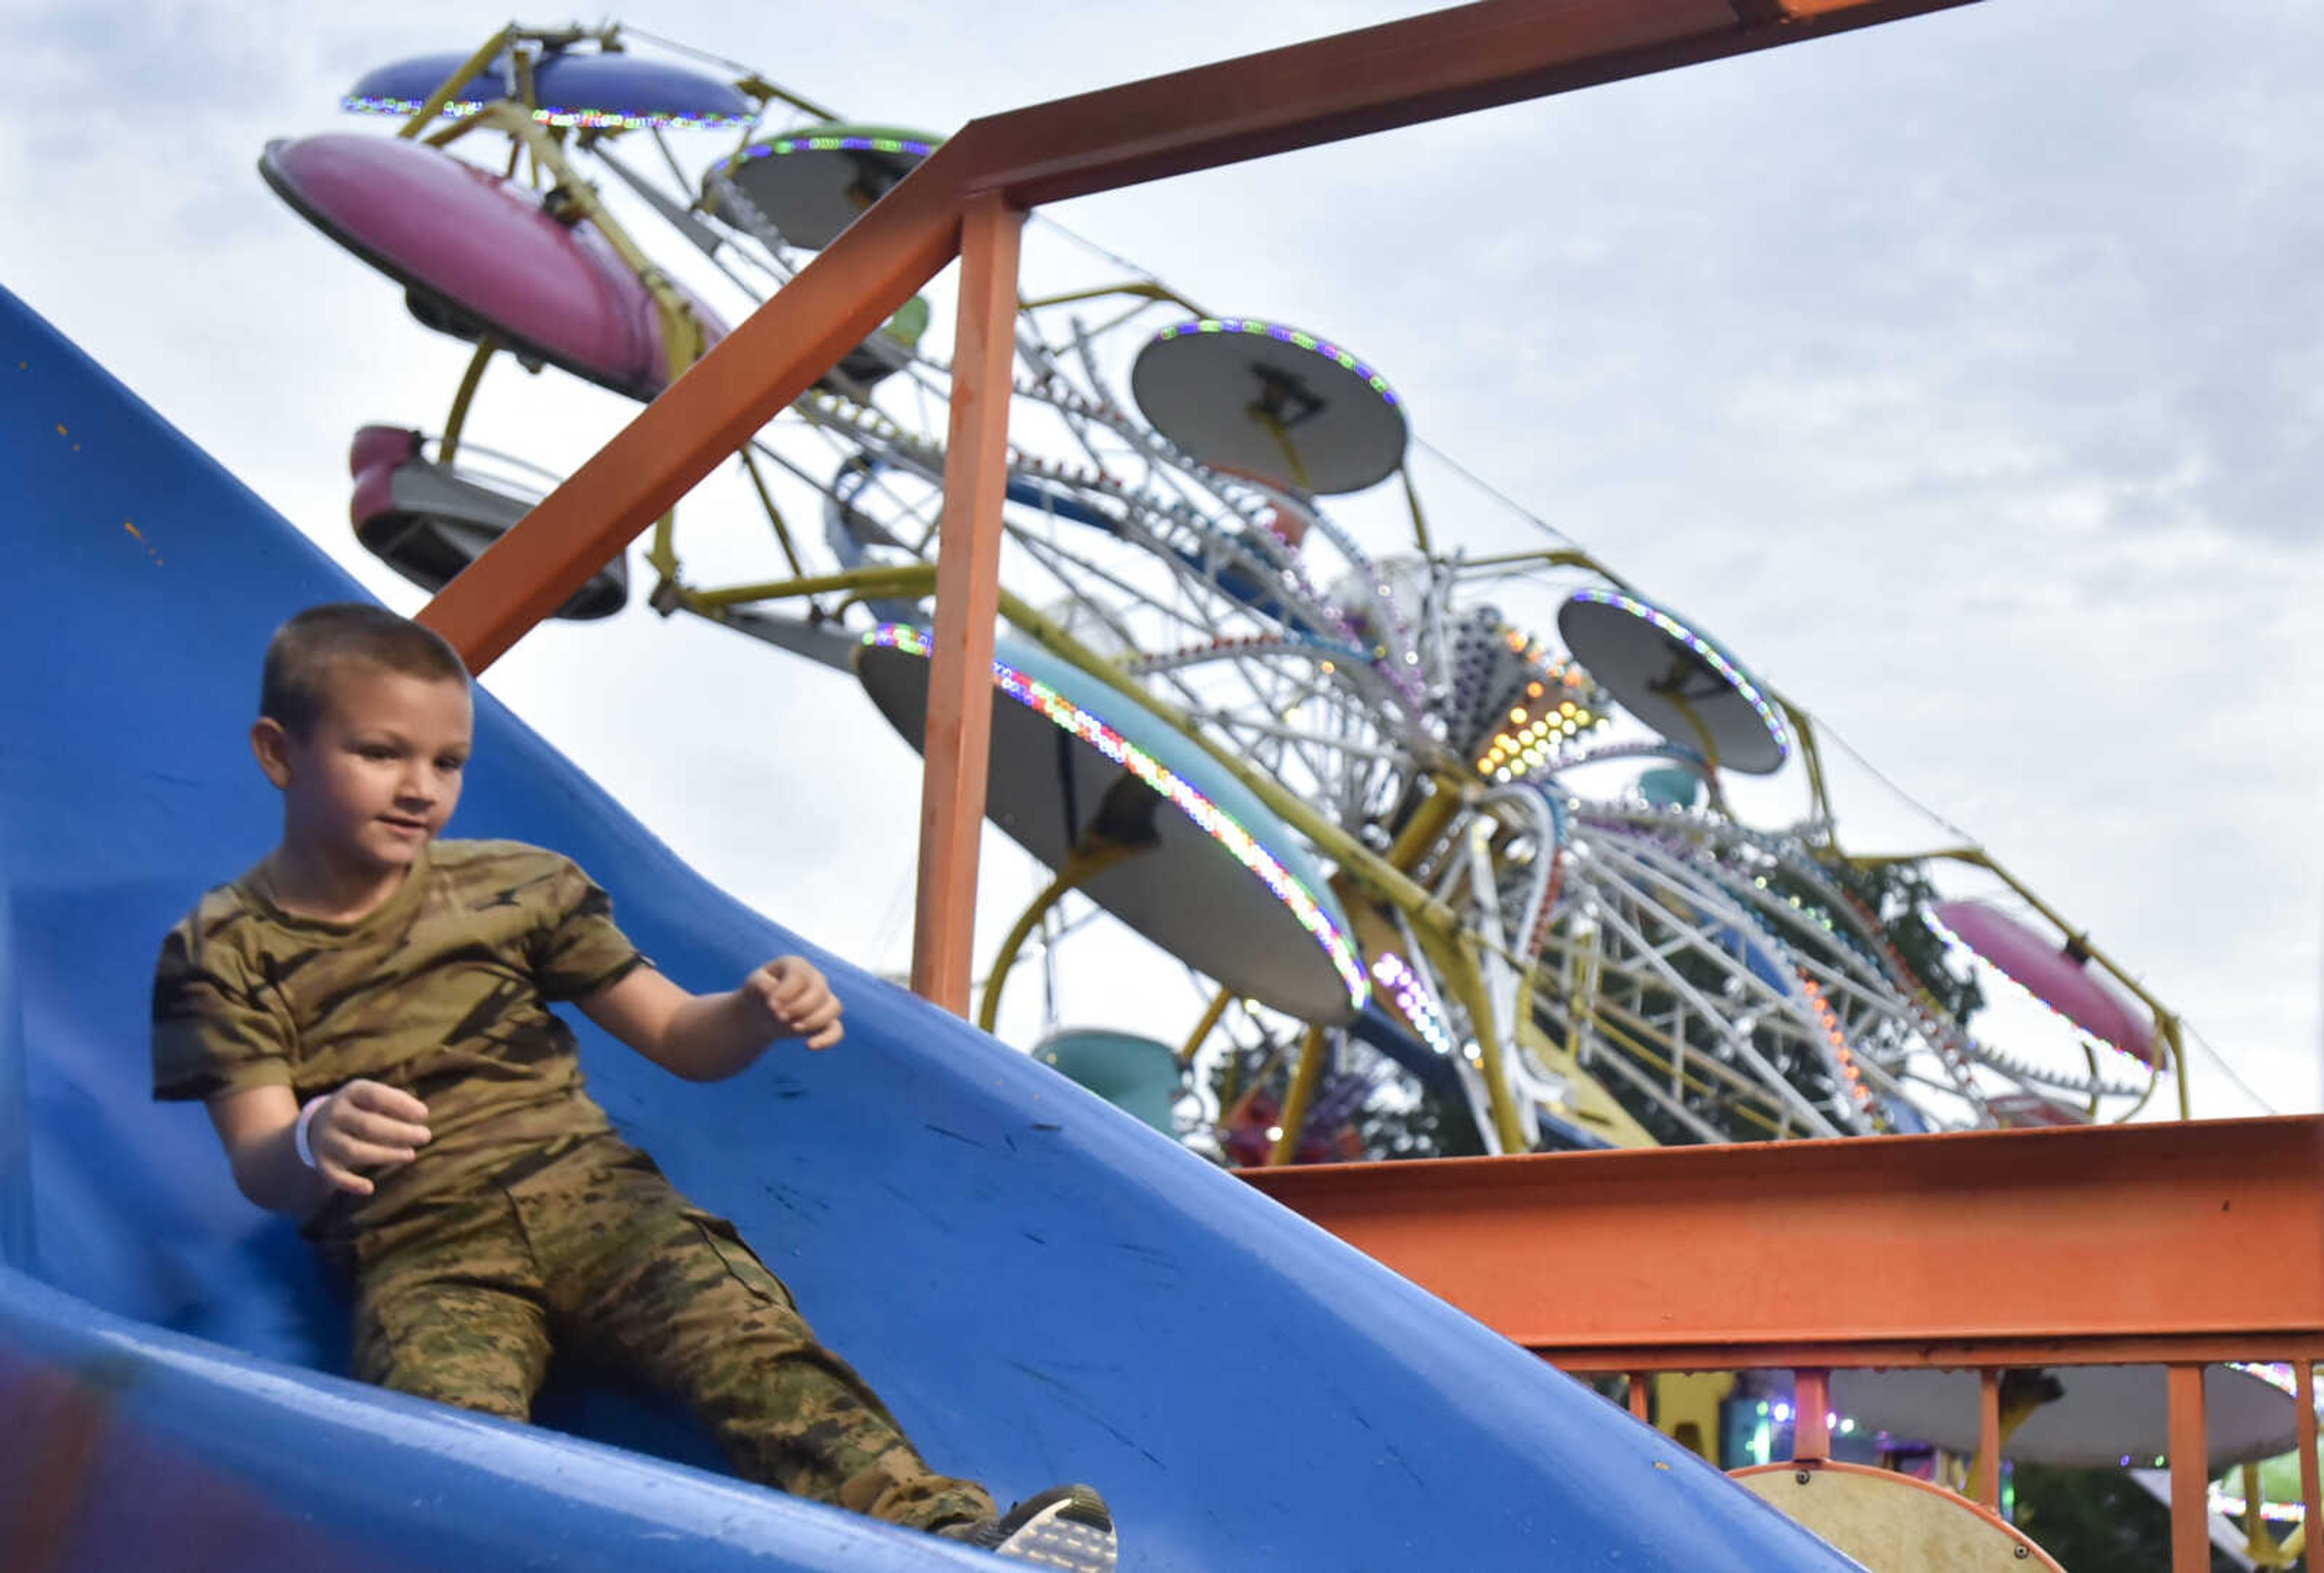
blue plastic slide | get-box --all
[0,284,1863,1571]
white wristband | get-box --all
[293,1094,329,1171]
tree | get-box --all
[2011,1463,2245,1573]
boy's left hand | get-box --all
[744,956,844,1049]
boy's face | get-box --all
[255,663,473,874]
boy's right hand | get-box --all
[307,1079,432,1197]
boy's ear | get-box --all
[249,717,295,789]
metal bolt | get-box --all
[2014,1548,2029,1560]
[1795,1470,1811,1485]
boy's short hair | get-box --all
[261,603,470,737]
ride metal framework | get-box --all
[406,4,2322,1567]
[371,0,2201,1161]
[410,0,1985,1011]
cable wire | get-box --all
[1029,212,1167,283]
[1804,706,1983,851]
[2184,1020,2280,1116]
[1410,435,1586,553]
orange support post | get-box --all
[2299,1361,2321,1566]
[1626,1372,1650,1422]
[1791,1368,1830,1465]
[910,193,1024,1014]
[1973,1367,2001,1508]
[2167,1364,2209,1573]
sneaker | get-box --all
[937,1483,1117,1570]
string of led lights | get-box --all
[1371,952,1459,1058]
[1152,318,1402,407]
[343,91,752,131]
[865,624,1369,1012]
[1564,588,1795,766]
[1922,910,2156,1077]
[743,130,935,160]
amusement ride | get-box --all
[280,22,2187,1160]
[254,22,2302,1560]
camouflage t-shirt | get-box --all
[151,838,649,1241]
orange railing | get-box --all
[1247,1115,2324,1572]
[415,0,1981,1014]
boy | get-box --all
[151,603,1115,1570]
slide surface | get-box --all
[0,285,1861,1571]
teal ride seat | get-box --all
[1639,764,1704,810]
[1032,1030,1184,1135]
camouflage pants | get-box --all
[344,1136,997,1532]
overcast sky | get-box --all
[5,0,2319,1118]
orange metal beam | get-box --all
[958,0,1980,209]
[1557,1333,2324,1374]
[910,194,1024,1013]
[1243,1117,2324,1364]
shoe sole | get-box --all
[992,1488,1117,1572]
